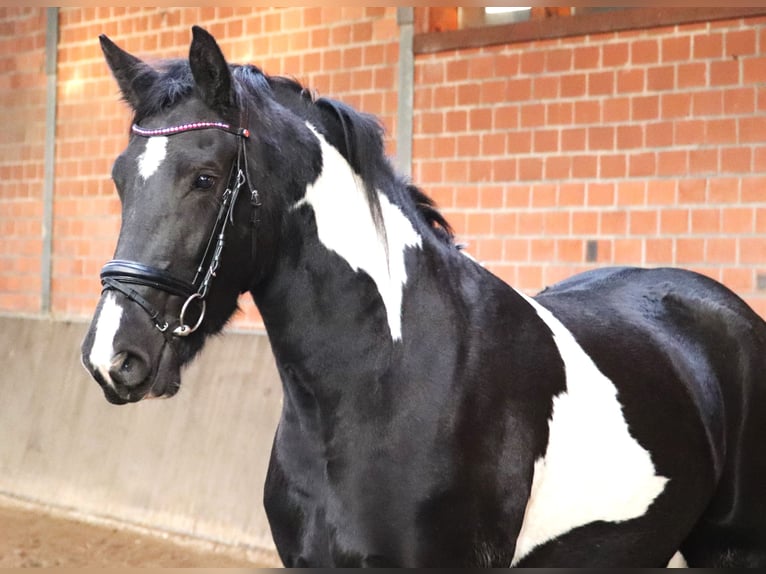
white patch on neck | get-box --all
[137,136,168,180]
[88,292,123,390]
[511,292,669,565]
[295,123,422,341]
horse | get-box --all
[80,26,766,567]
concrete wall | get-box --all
[0,315,282,555]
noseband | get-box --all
[101,120,259,338]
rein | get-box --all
[100,120,258,338]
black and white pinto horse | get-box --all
[81,27,766,567]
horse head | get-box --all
[81,27,307,403]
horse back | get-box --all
[535,266,766,566]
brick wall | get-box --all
[1,8,765,326]
[0,8,46,312]
[413,15,766,318]
[50,7,399,326]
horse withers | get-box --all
[80,27,766,567]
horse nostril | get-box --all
[109,351,150,389]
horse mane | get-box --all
[132,59,456,247]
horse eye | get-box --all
[194,174,216,190]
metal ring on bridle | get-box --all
[173,293,206,337]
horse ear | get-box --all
[99,34,158,110]
[189,26,233,111]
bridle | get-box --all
[100,119,259,339]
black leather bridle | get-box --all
[100,120,258,338]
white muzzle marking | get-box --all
[88,292,123,389]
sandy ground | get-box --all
[0,497,280,568]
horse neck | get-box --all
[251,165,461,409]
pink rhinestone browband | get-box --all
[131,122,250,138]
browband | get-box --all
[131,122,250,138]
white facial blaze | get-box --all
[295,124,422,341]
[88,292,123,390]
[137,136,168,180]
[511,292,669,565]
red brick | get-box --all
[546,102,573,125]
[645,238,673,263]
[599,154,626,178]
[533,75,559,100]
[588,126,614,150]
[705,118,737,145]
[613,239,643,264]
[494,105,520,129]
[493,158,517,181]
[742,176,766,203]
[588,71,614,96]
[572,211,598,235]
[587,182,615,206]
[560,73,586,98]
[603,97,630,123]
[518,157,543,181]
[520,103,545,127]
[632,95,659,121]
[616,125,643,149]
[739,116,766,144]
[709,177,740,203]
[724,87,755,115]
[647,180,677,205]
[573,45,599,69]
[557,239,584,263]
[647,66,675,92]
[678,179,707,204]
[691,208,721,234]
[630,210,658,235]
[617,182,646,207]
[601,209,628,234]
[662,35,691,62]
[721,147,752,174]
[743,55,766,84]
[603,42,629,67]
[631,39,659,65]
[646,121,674,148]
[571,155,598,178]
[506,131,532,154]
[520,50,545,74]
[722,207,754,233]
[689,148,719,175]
[628,152,656,177]
[574,100,600,124]
[661,209,690,234]
[710,60,740,86]
[677,62,707,89]
[693,32,723,59]
[558,183,585,206]
[740,238,766,264]
[546,48,572,73]
[533,129,559,153]
[706,238,737,263]
[658,150,689,176]
[617,68,644,93]
[676,238,705,264]
[725,29,756,57]
[533,184,559,208]
[661,93,692,119]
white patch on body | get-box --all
[295,123,422,341]
[667,551,688,568]
[88,292,123,390]
[137,136,168,180]
[511,292,669,565]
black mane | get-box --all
[131,58,455,247]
